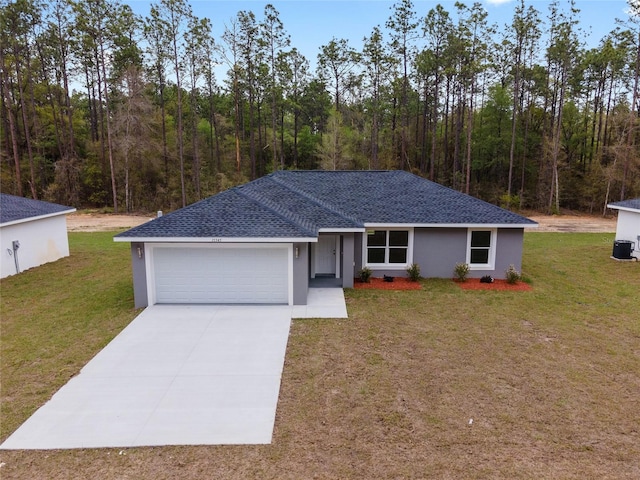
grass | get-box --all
[1,232,639,479]
[0,232,141,439]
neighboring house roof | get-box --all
[0,194,76,226]
[608,198,640,213]
[115,170,537,241]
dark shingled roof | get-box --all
[608,198,640,211]
[0,193,75,225]
[116,170,537,240]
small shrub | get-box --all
[505,264,521,284]
[358,267,372,283]
[406,263,421,282]
[499,193,520,210]
[454,262,470,282]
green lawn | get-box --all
[1,232,638,479]
[0,232,141,438]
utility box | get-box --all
[612,240,634,259]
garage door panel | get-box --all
[153,246,289,304]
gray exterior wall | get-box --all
[354,227,526,280]
[341,233,355,288]
[131,242,148,308]
[354,232,363,273]
[493,228,525,277]
[293,242,309,305]
[413,228,467,278]
[412,227,525,279]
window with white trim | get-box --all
[466,229,496,269]
[365,229,412,267]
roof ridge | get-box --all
[269,172,363,226]
[234,180,318,236]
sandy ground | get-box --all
[66,212,155,232]
[66,211,617,233]
[524,212,616,233]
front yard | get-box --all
[1,232,638,479]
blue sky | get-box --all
[129,0,633,71]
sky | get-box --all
[128,0,634,73]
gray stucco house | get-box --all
[115,170,537,307]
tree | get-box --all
[144,7,170,184]
[73,0,126,212]
[237,10,261,179]
[386,0,419,170]
[545,0,580,213]
[505,0,541,198]
[362,26,395,169]
[112,65,154,211]
[277,48,309,169]
[319,108,347,170]
[221,17,244,175]
[185,15,211,199]
[260,4,289,170]
[317,38,361,113]
[150,0,192,207]
[421,4,453,180]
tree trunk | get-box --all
[1,52,23,196]
[99,40,118,213]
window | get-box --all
[365,229,411,267]
[467,229,496,269]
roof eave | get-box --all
[113,236,319,243]
[363,222,538,229]
[317,227,366,233]
[607,204,640,214]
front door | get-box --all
[315,235,337,276]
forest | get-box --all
[1,0,639,215]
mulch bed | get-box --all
[354,277,422,290]
[455,278,533,291]
[353,277,532,291]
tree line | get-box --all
[1,0,639,214]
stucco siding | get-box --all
[354,232,363,274]
[131,243,148,308]
[293,242,309,305]
[413,228,467,278]
[1,215,70,279]
[493,228,525,277]
[615,210,640,243]
[341,233,355,288]
[411,227,525,279]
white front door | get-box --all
[314,235,337,276]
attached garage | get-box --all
[148,243,292,305]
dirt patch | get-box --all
[65,211,617,234]
[455,277,533,291]
[354,277,422,290]
[66,212,153,232]
[524,211,616,233]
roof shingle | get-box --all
[608,198,640,212]
[116,170,536,240]
[0,194,75,225]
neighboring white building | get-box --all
[0,194,76,279]
[607,198,640,260]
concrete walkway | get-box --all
[0,289,347,450]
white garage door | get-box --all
[152,245,289,304]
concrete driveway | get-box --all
[1,305,294,449]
